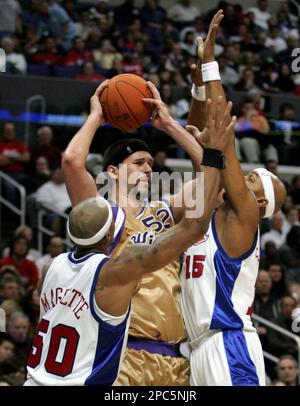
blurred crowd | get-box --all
[0,0,300,386]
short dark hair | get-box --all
[102,138,151,171]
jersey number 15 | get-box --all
[185,255,206,279]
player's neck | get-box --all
[115,190,143,214]
[74,246,108,258]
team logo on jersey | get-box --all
[193,234,209,246]
[129,231,157,245]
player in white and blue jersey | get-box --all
[182,99,287,386]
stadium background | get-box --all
[0,0,299,386]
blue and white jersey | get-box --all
[180,211,260,342]
[25,252,130,386]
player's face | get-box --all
[120,151,153,193]
[244,171,264,198]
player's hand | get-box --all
[191,37,204,86]
[186,97,236,152]
[143,81,175,130]
[203,10,224,63]
[89,79,109,126]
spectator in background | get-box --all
[276,103,300,166]
[168,0,201,28]
[114,0,140,30]
[26,156,51,196]
[286,254,300,286]
[0,335,15,368]
[2,225,41,262]
[279,225,300,270]
[0,273,22,304]
[1,37,26,74]
[64,36,94,66]
[255,270,279,320]
[234,68,260,92]
[267,262,287,301]
[30,126,61,171]
[268,295,299,357]
[273,63,295,93]
[265,26,287,54]
[275,355,298,386]
[254,270,279,348]
[36,1,79,52]
[247,0,271,31]
[35,236,65,277]
[235,101,275,163]
[75,11,93,41]
[35,168,71,215]
[89,0,114,25]
[0,236,38,288]
[62,0,80,23]
[31,36,64,65]
[0,122,29,211]
[93,39,122,70]
[282,207,300,238]
[19,288,40,335]
[218,55,240,87]
[75,61,104,81]
[260,240,281,269]
[0,122,30,182]
[261,212,285,249]
[0,0,22,38]
[140,0,166,44]
[6,312,32,366]
[0,356,26,386]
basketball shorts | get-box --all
[115,347,189,386]
[190,329,265,386]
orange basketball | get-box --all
[99,74,153,132]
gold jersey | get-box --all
[110,200,187,344]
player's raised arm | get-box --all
[201,10,227,117]
[62,80,108,206]
[144,81,203,172]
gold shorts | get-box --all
[115,347,189,386]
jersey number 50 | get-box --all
[185,255,205,279]
[27,319,79,377]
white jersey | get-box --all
[25,252,130,386]
[180,211,260,342]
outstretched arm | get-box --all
[62,81,108,206]
[190,97,260,257]
[97,164,219,317]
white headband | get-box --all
[253,168,276,218]
[67,197,113,246]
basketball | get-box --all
[99,74,153,132]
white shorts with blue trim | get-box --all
[190,330,265,386]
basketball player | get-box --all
[179,18,287,385]
[25,100,235,385]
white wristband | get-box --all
[191,84,206,102]
[201,61,221,82]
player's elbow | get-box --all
[62,150,81,170]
